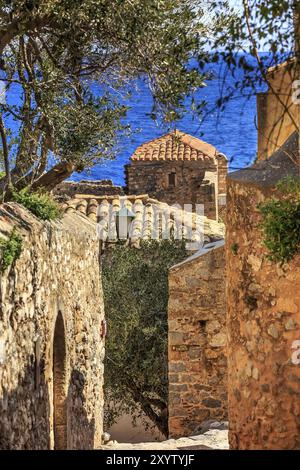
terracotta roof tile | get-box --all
[64,194,224,249]
[130,130,222,162]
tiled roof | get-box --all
[130,130,221,162]
[63,194,224,249]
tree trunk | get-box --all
[31,162,76,192]
[0,17,53,56]
[0,116,11,188]
[124,375,168,437]
[0,161,76,196]
[294,3,300,168]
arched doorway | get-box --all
[53,311,67,449]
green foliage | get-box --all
[51,94,129,166]
[258,176,300,264]
[276,175,300,195]
[206,1,296,113]
[231,243,239,255]
[12,189,62,221]
[102,239,188,436]
[0,1,232,191]
[0,229,22,271]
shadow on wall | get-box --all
[0,361,51,450]
[67,369,96,450]
[0,364,96,449]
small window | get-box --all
[168,173,176,187]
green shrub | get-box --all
[258,176,300,264]
[231,243,239,255]
[276,175,300,195]
[12,188,62,221]
[0,229,22,271]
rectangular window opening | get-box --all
[168,173,176,187]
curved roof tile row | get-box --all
[130,130,225,162]
[64,194,224,249]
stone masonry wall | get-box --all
[125,158,227,220]
[0,203,105,450]
[257,63,298,160]
[227,178,300,449]
[168,241,227,438]
[54,179,124,200]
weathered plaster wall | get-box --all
[168,241,227,438]
[125,158,227,220]
[0,203,105,450]
[227,177,300,450]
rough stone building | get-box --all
[125,130,227,221]
[257,58,298,160]
[0,203,105,450]
[168,240,227,438]
[226,131,300,450]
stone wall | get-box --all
[257,61,298,160]
[227,164,300,449]
[0,203,105,450]
[168,241,227,438]
[53,179,124,200]
[125,157,227,220]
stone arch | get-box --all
[53,311,68,450]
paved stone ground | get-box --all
[98,429,229,450]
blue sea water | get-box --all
[72,59,263,186]
[2,57,265,186]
